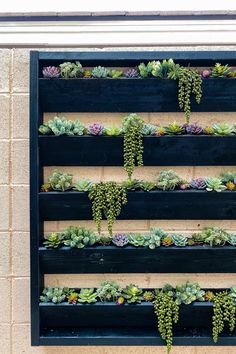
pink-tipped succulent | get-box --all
[87,123,105,136]
[183,123,204,135]
[201,69,211,78]
[190,177,207,190]
[112,233,129,247]
[125,68,139,78]
[42,66,60,78]
[179,183,189,190]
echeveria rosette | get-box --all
[125,68,140,78]
[183,123,204,135]
[190,177,207,190]
[112,233,129,247]
[87,123,105,136]
[42,66,60,78]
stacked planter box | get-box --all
[30,51,236,346]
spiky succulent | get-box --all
[210,63,231,78]
[78,289,97,303]
[151,59,176,78]
[43,232,65,248]
[205,291,215,302]
[67,292,79,304]
[104,125,123,136]
[156,170,183,191]
[87,123,105,135]
[156,126,166,136]
[190,177,207,190]
[143,291,155,302]
[122,179,142,191]
[42,66,60,78]
[175,282,205,305]
[83,69,92,78]
[162,236,174,247]
[228,234,236,246]
[125,68,139,78]
[212,123,234,136]
[59,61,84,78]
[48,170,73,191]
[96,280,122,302]
[165,122,184,135]
[141,123,157,135]
[62,225,98,248]
[73,179,93,192]
[112,233,129,247]
[171,233,188,247]
[140,181,156,192]
[204,126,214,135]
[92,66,110,78]
[109,69,123,78]
[183,123,204,135]
[40,287,70,303]
[138,62,154,78]
[205,177,227,192]
[123,284,143,303]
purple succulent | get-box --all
[87,123,105,136]
[190,178,207,190]
[112,233,129,247]
[183,123,204,135]
[125,68,140,78]
[201,69,211,78]
[42,66,60,78]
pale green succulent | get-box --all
[78,288,97,303]
[212,123,234,136]
[128,233,148,247]
[194,227,229,246]
[48,170,73,191]
[150,227,168,240]
[138,62,158,78]
[92,66,110,78]
[140,181,156,192]
[109,69,123,78]
[104,125,123,136]
[175,281,205,305]
[59,61,84,78]
[123,284,143,303]
[228,234,236,246]
[151,59,176,78]
[165,122,184,135]
[156,170,183,191]
[43,232,65,248]
[219,171,236,184]
[145,232,161,249]
[73,179,93,192]
[210,63,231,78]
[205,177,227,192]
[229,286,236,303]
[62,226,98,248]
[141,123,157,135]
[41,117,85,136]
[38,124,52,135]
[96,280,122,302]
[171,233,188,247]
[40,287,70,303]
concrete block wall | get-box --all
[1,47,236,354]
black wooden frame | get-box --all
[30,50,236,346]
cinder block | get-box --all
[12,232,29,276]
[12,186,29,231]
[0,278,10,323]
[0,325,10,354]
[12,277,30,323]
[12,49,30,93]
[0,186,9,230]
[0,140,9,184]
[0,232,10,277]
[0,94,10,139]
[12,94,29,138]
[12,140,29,184]
[0,49,11,93]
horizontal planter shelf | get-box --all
[39,135,236,166]
[39,301,236,345]
[39,190,236,220]
[39,246,236,273]
[39,78,236,112]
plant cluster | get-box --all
[39,116,236,137]
[43,225,236,249]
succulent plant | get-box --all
[151,59,177,78]
[205,177,227,192]
[171,233,188,247]
[229,286,236,303]
[201,69,211,78]
[141,123,157,136]
[99,235,113,245]
[96,280,122,302]
[67,292,79,304]
[48,170,73,191]
[122,179,142,191]
[62,226,98,248]
[128,233,147,247]
[193,227,229,247]
[150,227,168,240]
[73,179,93,192]
[145,232,161,249]
[40,183,52,192]
[143,290,155,302]
[156,170,183,191]
[38,124,52,135]
[43,232,65,248]
[123,284,143,303]
[228,234,236,246]
[42,66,60,78]
[92,66,110,78]
[162,236,174,247]
[226,181,236,191]
[78,288,97,303]
[109,69,123,78]
[190,177,207,190]
[59,61,84,78]
[125,68,139,78]
[83,69,92,78]
[175,281,205,305]
[179,182,189,190]
[138,62,153,78]
[42,117,85,136]
[112,233,129,247]
[140,181,156,192]
[156,126,166,136]
[204,126,214,135]
[87,122,105,136]
[205,291,215,302]
[219,171,236,184]
[72,119,86,135]
[116,296,125,305]
[40,287,69,303]
[104,125,123,136]
[212,123,234,136]
[183,123,204,135]
[165,122,184,135]
[210,63,231,78]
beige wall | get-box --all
[1,47,236,354]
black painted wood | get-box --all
[39,78,236,112]
[39,246,236,274]
[39,135,236,166]
[39,190,236,220]
[40,301,213,329]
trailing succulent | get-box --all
[88,181,127,235]
[122,113,144,180]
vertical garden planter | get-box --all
[31,50,236,346]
